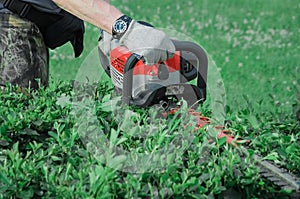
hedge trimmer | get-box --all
[98,39,300,195]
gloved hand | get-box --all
[98,21,175,65]
[98,30,119,57]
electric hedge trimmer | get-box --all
[98,39,300,194]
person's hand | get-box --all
[120,21,175,65]
[98,21,175,65]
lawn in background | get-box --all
[50,0,299,115]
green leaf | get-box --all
[19,128,40,136]
[100,96,121,112]
[51,156,61,162]
[110,129,119,145]
[258,180,265,186]
[0,140,9,147]
[286,145,296,154]
[263,152,279,162]
[247,115,259,129]
[48,131,58,140]
[0,172,12,185]
[102,94,111,102]
[18,188,34,199]
[56,94,71,108]
[116,137,128,146]
[107,155,127,169]
[247,149,255,157]
[217,136,227,146]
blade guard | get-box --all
[122,40,208,107]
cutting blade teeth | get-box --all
[240,147,300,192]
[274,181,289,187]
[267,177,281,182]
[261,172,275,177]
[282,186,295,191]
[280,168,288,173]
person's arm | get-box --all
[53,0,175,65]
[52,0,122,33]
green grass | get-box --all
[1,0,299,198]
[50,0,299,114]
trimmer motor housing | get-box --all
[99,40,208,108]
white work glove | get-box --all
[98,30,119,57]
[98,21,175,65]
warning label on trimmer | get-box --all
[110,66,123,89]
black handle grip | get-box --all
[122,53,143,105]
[172,40,208,100]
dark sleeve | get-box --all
[0,2,4,10]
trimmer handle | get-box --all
[122,53,144,105]
[172,40,208,100]
[122,40,208,106]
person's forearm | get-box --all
[52,0,123,33]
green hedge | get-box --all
[0,81,298,198]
